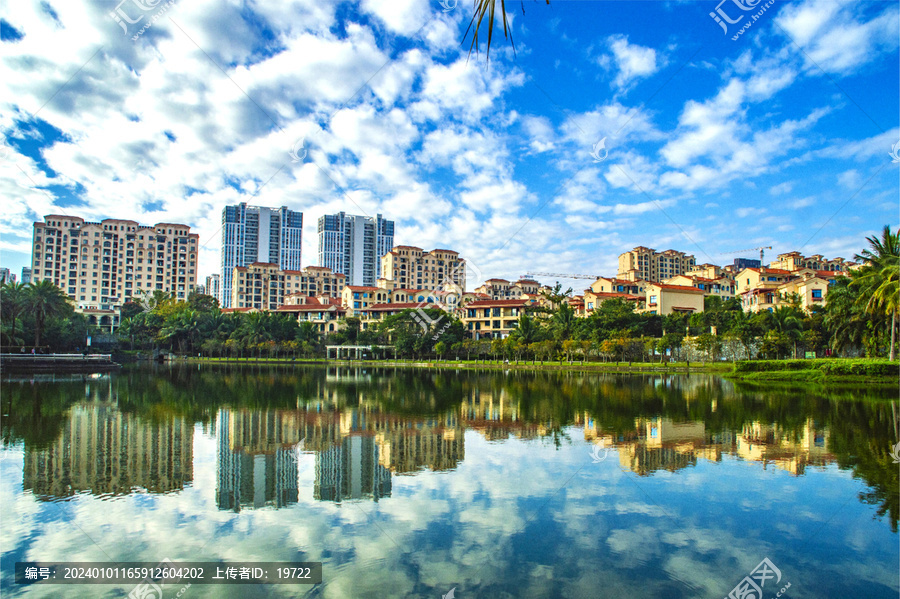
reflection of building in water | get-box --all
[581,414,833,476]
[214,404,466,506]
[216,409,301,511]
[736,420,832,475]
[315,435,392,502]
[24,403,193,499]
[459,387,548,441]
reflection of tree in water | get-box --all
[1,365,897,529]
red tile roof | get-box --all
[649,283,706,293]
[363,302,433,311]
[465,299,531,308]
[345,285,381,291]
[275,304,340,312]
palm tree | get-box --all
[1,282,29,348]
[465,0,550,59]
[510,313,539,345]
[769,306,804,358]
[26,280,71,348]
[240,312,273,356]
[852,226,900,359]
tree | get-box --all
[464,0,550,59]
[852,225,900,360]
[0,282,29,348]
[25,280,71,347]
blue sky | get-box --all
[1,0,897,286]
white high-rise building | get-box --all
[21,267,32,284]
[317,213,394,287]
[205,274,221,304]
[220,203,302,308]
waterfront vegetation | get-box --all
[2,227,897,370]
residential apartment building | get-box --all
[317,212,394,287]
[31,215,198,328]
[230,263,344,310]
[275,295,345,333]
[769,251,854,273]
[618,247,696,281]
[380,246,466,293]
[342,285,391,316]
[641,283,705,315]
[21,267,32,284]
[474,278,540,300]
[664,274,735,299]
[221,203,303,308]
[204,274,221,304]
[0,267,13,284]
[735,267,832,313]
[462,299,532,339]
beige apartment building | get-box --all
[642,283,705,315]
[664,274,736,299]
[618,247,696,281]
[31,215,198,329]
[769,251,854,273]
[342,285,391,316]
[380,246,466,292]
[736,267,831,313]
[231,263,345,310]
[275,295,345,333]
[474,278,541,300]
[462,299,533,339]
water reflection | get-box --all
[1,365,898,598]
[24,403,193,500]
[2,366,897,523]
[583,416,833,476]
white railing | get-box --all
[0,353,113,361]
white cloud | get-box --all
[604,35,661,91]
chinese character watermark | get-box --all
[889,141,900,164]
[709,0,776,41]
[724,557,791,599]
[110,0,179,42]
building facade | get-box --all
[31,215,198,327]
[230,263,344,310]
[769,251,854,273]
[204,274,221,304]
[318,212,394,287]
[380,246,466,292]
[617,247,696,281]
[20,267,32,284]
[221,203,303,308]
[641,283,705,315]
[462,299,532,339]
[0,267,13,284]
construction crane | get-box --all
[523,272,598,280]
[722,246,772,265]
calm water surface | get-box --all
[1,364,898,598]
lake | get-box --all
[1,364,898,598]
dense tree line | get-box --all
[2,226,896,361]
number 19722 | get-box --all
[277,568,311,579]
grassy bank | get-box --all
[726,358,899,384]
[166,356,898,382]
[178,356,733,374]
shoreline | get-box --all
[142,356,898,384]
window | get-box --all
[812,289,822,299]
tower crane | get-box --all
[722,246,772,265]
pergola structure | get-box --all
[325,345,396,360]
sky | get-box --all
[1,0,898,288]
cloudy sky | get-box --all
[1,0,897,286]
